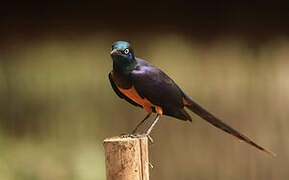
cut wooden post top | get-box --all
[103,136,149,180]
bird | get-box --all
[108,41,275,156]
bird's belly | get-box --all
[118,86,163,114]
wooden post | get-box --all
[103,136,149,180]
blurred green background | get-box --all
[1,2,289,180]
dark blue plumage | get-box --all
[110,57,191,120]
[108,41,275,156]
[130,58,191,120]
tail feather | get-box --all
[183,95,276,157]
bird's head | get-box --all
[111,41,137,74]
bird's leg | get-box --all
[144,114,161,136]
[120,113,151,138]
[131,113,151,134]
[129,114,161,142]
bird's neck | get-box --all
[113,57,137,75]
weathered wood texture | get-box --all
[104,136,149,180]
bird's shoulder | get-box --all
[132,58,174,85]
[130,58,184,106]
[135,57,152,67]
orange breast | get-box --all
[118,86,163,114]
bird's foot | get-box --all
[120,133,153,143]
[149,162,154,169]
[130,133,154,143]
[120,133,131,138]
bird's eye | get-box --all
[124,48,129,54]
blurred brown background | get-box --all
[0,1,289,180]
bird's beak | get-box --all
[110,49,122,56]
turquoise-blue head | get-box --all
[111,41,137,74]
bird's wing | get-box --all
[108,72,142,107]
[130,66,184,108]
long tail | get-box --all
[183,95,276,157]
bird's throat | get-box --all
[113,57,137,75]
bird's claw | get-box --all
[130,134,154,143]
[120,133,131,138]
[149,162,154,169]
[147,135,154,143]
